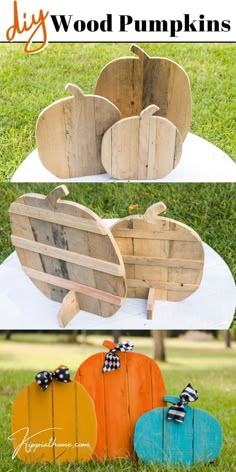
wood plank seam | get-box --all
[127,279,198,291]
[123,255,203,268]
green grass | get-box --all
[0,43,235,181]
[0,334,236,471]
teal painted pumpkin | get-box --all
[134,395,223,466]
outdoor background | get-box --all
[0,42,235,181]
[0,331,235,471]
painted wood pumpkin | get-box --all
[134,395,223,466]
[102,105,183,180]
[9,185,126,327]
[95,44,191,140]
[36,84,121,178]
[11,366,97,463]
[74,340,166,460]
[111,202,204,318]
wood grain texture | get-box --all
[111,202,204,304]
[9,186,126,326]
[134,395,223,465]
[102,106,182,180]
[36,84,121,178]
[95,44,191,140]
[74,340,166,460]
[11,373,97,464]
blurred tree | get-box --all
[152,331,166,361]
[225,330,231,348]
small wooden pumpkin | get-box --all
[74,340,166,460]
[111,202,204,318]
[11,366,97,463]
[9,185,126,327]
[95,44,191,140]
[36,84,121,178]
[134,395,223,466]
[102,105,183,180]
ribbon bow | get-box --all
[35,366,71,391]
[167,384,198,423]
[102,341,134,373]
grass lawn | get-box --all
[0,42,235,181]
[0,333,235,471]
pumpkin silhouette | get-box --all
[95,44,191,140]
[102,105,183,180]
[11,366,97,463]
[9,185,126,327]
[36,84,121,178]
[134,395,223,465]
[74,339,166,460]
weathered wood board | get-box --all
[74,340,166,460]
[111,202,204,316]
[9,186,126,327]
[11,369,97,463]
[134,395,223,465]
[102,105,183,179]
[36,84,121,178]
[95,44,191,140]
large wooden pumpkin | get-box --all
[102,105,183,180]
[95,44,191,140]
[111,202,204,318]
[11,366,97,463]
[36,84,121,178]
[74,340,166,460]
[9,185,126,327]
[134,395,223,466]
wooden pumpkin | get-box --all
[9,185,126,327]
[111,202,204,319]
[134,395,223,466]
[11,366,97,463]
[36,84,121,178]
[74,340,166,460]
[102,105,183,180]
[95,44,191,140]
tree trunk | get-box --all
[152,331,166,361]
[5,330,12,340]
[112,330,120,344]
[225,330,231,348]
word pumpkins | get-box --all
[111,202,204,318]
[74,340,166,460]
[9,185,126,327]
[95,44,191,140]
[36,84,121,178]
[102,105,183,180]
[11,366,97,463]
[134,395,223,465]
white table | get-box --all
[11,133,236,183]
[0,219,235,330]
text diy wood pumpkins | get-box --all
[36,45,191,180]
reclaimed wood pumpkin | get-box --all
[111,202,204,318]
[11,366,97,463]
[36,84,121,178]
[134,395,223,466]
[74,340,166,460]
[95,44,191,140]
[102,105,183,180]
[9,185,126,327]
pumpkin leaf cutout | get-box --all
[74,340,166,460]
[36,84,121,178]
[95,44,191,140]
[9,185,126,327]
[102,105,183,180]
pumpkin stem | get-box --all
[130,44,149,61]
[140,105,160,119]
[65,83,84,99]
[164,395,182,404]
[46,185,69,208]
[144,202,167,223]
[103,340,116,350]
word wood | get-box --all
[11,368,97,463]
[111,202,204,318]
[95,44,191,140]
[102,105,183,180]
[74,340,166,460]
[9,185,126,327]
[36,84,121,178]
[134,395,223,466]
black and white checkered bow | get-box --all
[167,384,198,423]
[102,341,134,373]
[35,366,71,391]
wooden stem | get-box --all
[144,202,167,224]
[140,105,160,119]
[164,395,180,404]
[46,185,69,208]
[103,340,116,350]
[65,83,84,99]
[130,44,149,61]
